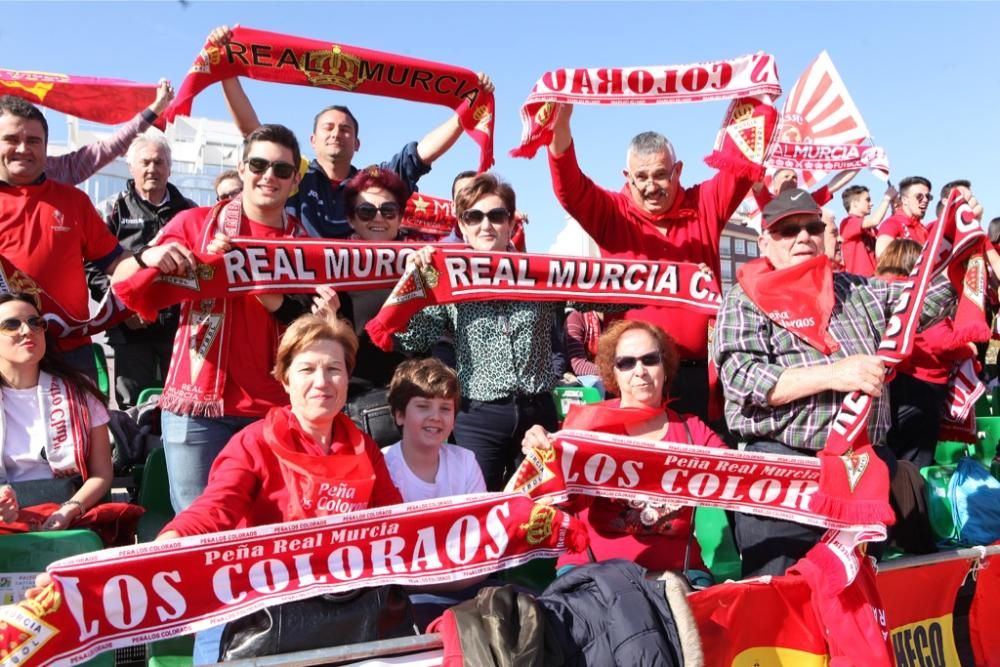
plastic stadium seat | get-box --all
[694,506,741,582]
[135,386,163,407]
[920,465,958,543]
[934,441,971,466]
[976,416,1000,466]
[0,530,112,667]
[136,447,175,543]
[92,344,110,398]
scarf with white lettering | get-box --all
[112,237,429,322]
[0,255,131,341]
[402,193,457,237]
[155,198,297,417]
[737,254,841,355]
[0,494,585,667]
[767,141,890,179]
[511,53,781,161]
[365,250,722,351]
[165,26,494,171]
[0,372,91,482]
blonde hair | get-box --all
[272,315,359,383]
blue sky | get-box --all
[4,2,998,251]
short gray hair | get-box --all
[627,131,677,165]
[126,132,172,168]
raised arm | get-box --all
[208,25,262,136]
[864,184,897,229]
[416,72,494,164]
[45,79,174,185]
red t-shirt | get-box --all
[162,407,402,536]
[557,409,726,572]
[0,179,120,348]
[156,207,294,417]
[839,215,877,277]
[896,319,975,384]
[753,184,832,210]
[879,211,928,244]
[549,142,753,359]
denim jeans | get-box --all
[192,624,225,665]
[160,410,258,513]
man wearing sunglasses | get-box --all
[712,188,956,577]
[0,96,192,379]
[545,104,757,423]
[207,25,494,241]
[86,134,196,408]
[875,176,933,257]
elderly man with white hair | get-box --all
[87,132,196,407]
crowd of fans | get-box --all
[0,25,996,662]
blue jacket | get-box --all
[287,141,430,239]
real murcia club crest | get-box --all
[384,266,438,307]
[157,263,215,291]
[505,447,557,496]
[842,451,870,493]
[726,103,766,164]
[0,586,61,666]
[188,311,223,379]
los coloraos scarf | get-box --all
[0,255,131,340]
[0,372,91,481]
[0,69,156,125]
[164,27,495,171]
[0,494,584,667]
[511,52,781,159]
[365,250,722,350]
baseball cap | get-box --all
[762,188,821,229]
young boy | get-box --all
[384,358,486,501]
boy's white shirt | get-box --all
[382,441,487,502]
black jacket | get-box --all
[87,180,195,343]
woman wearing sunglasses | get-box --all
[0,293,114,531]
[522,319,726,577]
[395,173,580,491]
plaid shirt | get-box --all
[711,273,955,451]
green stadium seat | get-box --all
[694,506,741,582]
[920,465,958,543]
[975,416,1000,465]
[0,530,112,667]
[92,344,110,398]
[135,386,163,407]
[136,447,174,543]
[148,635,194,667]
[934,441,971,466]
[552,386,603,420]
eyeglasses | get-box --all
[354,202,400,222]
[0,316,47,336]
[460,208,511,225]
[628,164,677,189]
[244,157,296,180]
[217,189,241,202]
[909,193,934,203]
[613,352,661,372]
[769,221,827,239]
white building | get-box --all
[49,115,245,207]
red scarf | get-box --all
[402,193,457,237]
[511,53,780,159]
[0,69,156,125]
[0,494,585,667]
[263,408,374,521]
[156,198,296,417]
[113,237,432,322]
[0,254,131,340]
[737,255,841,355]
[165,27,495,171]
[365,250,722,350]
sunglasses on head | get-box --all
[460,208,511,225]
[353,202,400,222]
[769,221,827,239]
[0,316,47,336]
[613,352,661,372]
[244,157,296,180]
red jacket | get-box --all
[897,319,976,384]
[163,407,402,536]
[548,142,752,358]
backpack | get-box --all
[107,395,162,475]
[948,455,1000,546]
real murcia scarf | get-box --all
[0,69,156,125]
[511,52,781,160]
[365,250,722,351]
[0,494,584,667]
[164,26,495,171]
